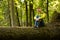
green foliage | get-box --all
[0,0,60,26]
[0,0,9,26]
[48,0,60,22]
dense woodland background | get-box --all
[0,0,60,40]
[0,0,60,27]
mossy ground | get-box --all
[0,25,60,40]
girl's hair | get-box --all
[36,7,41,9]
[36,7,41,12]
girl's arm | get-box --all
[34,16,36,20]
[39,13,46,19]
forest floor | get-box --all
[0,22,60,40]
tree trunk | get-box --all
[8,0,20,27]
[8,0,14,27]
[25,0,28,26]
[15,7,20,26]
[47,0,49,22]
[29,1,33,26]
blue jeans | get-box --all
[35,21,39,27]
[35,20,45,27]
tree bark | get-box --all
[15,7,20,26]
[29,1,33,26]
[25,0,28,26]
[47,0,49,22]
[8,0,20,27]
[8,0,14,27]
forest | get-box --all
[0,0,60,40]
[0,0,60,27]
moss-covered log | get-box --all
[0,26,60,40]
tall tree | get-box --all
[32,0,34,26]
[29,0,33,26]
[47,0,49,22]
[25,0,28,26]
[15,6,20,26]
[8,0,20,27]
[7,0,14,27]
